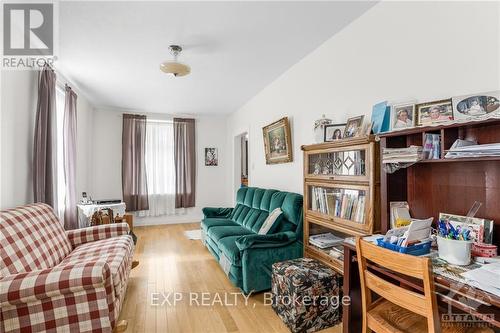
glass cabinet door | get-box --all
[306,183,371,232]
[306,146,369,181]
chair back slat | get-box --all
[365,271,428,317]
[357,239,427,279]
[356,237,441,333]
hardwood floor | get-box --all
[119,224,342,333]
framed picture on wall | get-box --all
[205,148,218,166]
[262,117,293,164]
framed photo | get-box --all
[390,103,415,130]
[324,123,346,142]
[344,115,364,138]
[205,148,218,166]
[416,99,453,126]
[452,91,500,121]
[262,117,293,164]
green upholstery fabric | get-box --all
[201,218,238,232]
[207,225,253,242]
[218,236,244,266]
[201,186,303,294]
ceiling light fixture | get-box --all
[160,45,191,77]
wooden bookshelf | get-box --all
[379,118,500,246]
[301,136,381,274]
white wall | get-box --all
[0,70,95,209]
[0,71,38,208]
[90,109,231,225]
[227,1,500,197]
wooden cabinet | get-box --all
[301,136,380,273]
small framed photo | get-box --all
[205,148,218,166]
[390,103,415,130]
[324,123,346,142]
[344,116,364,138]
[452,91,500,121]
[416,99,453,126]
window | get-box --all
[137,119,176,217]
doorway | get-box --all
[233,132,249,194]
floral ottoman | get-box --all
[271,258,342,333]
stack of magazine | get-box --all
[382,145,423,163]
[309,233,344,249]
[445,139,500,159]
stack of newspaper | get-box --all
[309,233,344,249]
[445,139,500,159]
[382,145,423,164]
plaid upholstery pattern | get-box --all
[61,235,134,296]
[66,223,130,248]
[0,203,72,277]
[0,204,134,333]
[1,262,115,332]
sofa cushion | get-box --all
[207,225,253,242]
[218,236,243,266]
[201,218,238,232]
[0,203,73,277]
[61,234,134,296]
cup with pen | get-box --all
[436,219,473,265]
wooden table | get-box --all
[342,242,500,333]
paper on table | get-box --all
[461,263,500,297]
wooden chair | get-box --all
[355,238,493,333]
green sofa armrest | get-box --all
[202,207,233,218]
[235,231,297,251]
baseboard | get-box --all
[134,213,203,226]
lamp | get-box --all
[160,45,191,77]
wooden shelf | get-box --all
[306,215,368,237]
[378,117,500,138]
[379,117,500,245]
[302,138,380,274]
[417,156,500,163]
[305,244,344,274]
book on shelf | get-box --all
[310,186,366,223]
[422,134,441,159]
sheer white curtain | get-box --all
[137,120,176,217]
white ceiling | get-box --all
[57,1,375,115]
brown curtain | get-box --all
[63,85,78,229]
[122,114,149,211]
[174,118,196,208]
[33,65,56,207]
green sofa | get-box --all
[201,187,303,294]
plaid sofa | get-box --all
[0,203,134,333]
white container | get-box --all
[437,236,473,265]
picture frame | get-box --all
[204,148,218,166]
[416,99,453,126]
[390,102,416,130]
[323,123,346,142]
[452,91,500,121]
[262,117,293,164]
[344,115,365,138]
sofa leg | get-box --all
[114,320,128,332]
[131,260,139,269]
